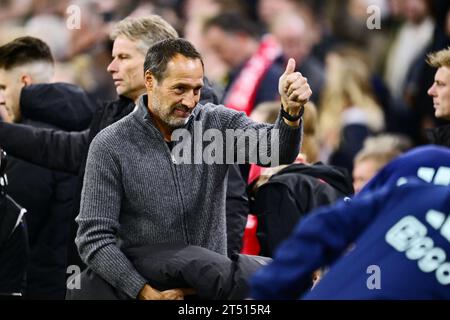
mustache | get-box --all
[173,104,191,113]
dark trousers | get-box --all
[67,243,271,300]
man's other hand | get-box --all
[138,284,196,300]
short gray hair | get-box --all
[110,15,179,55]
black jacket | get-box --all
[7,120,84,300]
[427,124,450,148]
[6,121,77,299]
[0,83,97,299]
[251,163,354,257]
[0,154,28,297]
[0,195,28,297]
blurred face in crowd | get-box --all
[107,35,146,102]
[353,158,380,193]
[402,0,429,24]
[258,0,296,25]
[0,67,25,123]
[388,0,403,17]
[272,15,311,66]
[203,26,245,68]
[145,54,203,134]
[428,66,450,120]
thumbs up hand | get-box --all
[278,58,312,120]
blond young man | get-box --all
[427,47,450,146]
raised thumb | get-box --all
[284,58,296,75]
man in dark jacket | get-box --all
[0,37,92,299]
[426,47,450,147]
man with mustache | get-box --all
[76,38,310,300]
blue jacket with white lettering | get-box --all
[250,145,450,299]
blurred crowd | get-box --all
[2,0,449,164]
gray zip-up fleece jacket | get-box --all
[76,94,302,298]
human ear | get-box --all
[20,74,32,87]
[144,71,154,91]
